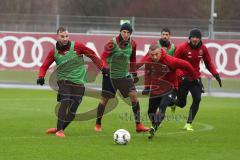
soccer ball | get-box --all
[113,129,131,145]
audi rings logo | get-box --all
[200,43,240,76]
[0,36,56,68]
[0,35,240,77]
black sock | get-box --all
[153,123,158,131]
[148,112,155,126]
[62,99,80,130]
[57,99,71,131]
[187,99,200,123]
[96,103,106,125]
[155,112,165,128]
[132,101,140,124]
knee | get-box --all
[69,100,81,113]
[159,106,167,113]
[129,91,138,103]
[176,100,186,108]
[100,96,109,106]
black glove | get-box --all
[37,77,45,86]
[131,73,139,83]
[214,74,222,87]
[142,87,150,95]
[102,67,110,76]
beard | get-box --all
[56,41,71,51]
[119,34,130,47]
[189,40,202,49]
[159,39,170,48]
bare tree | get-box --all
[0,0,239,19]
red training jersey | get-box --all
[38,41,103,78]
[139,49,198,95]
[174,41,218,80]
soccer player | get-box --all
[138,44,201,139]
[37,27,107,138]
[94,23,149,132]
[142,28,176,95]
[174,28,222,131]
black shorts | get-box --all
[101,75,136,99]
[57,80,85,101]
[148,89,177,113]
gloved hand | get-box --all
[131,73,139,83]
[37,77,45,86]
[142,87,150,95]
[214,74,222,87]
[102,67,110,76]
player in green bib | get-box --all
[142,28,176,95]
[37,27,107,138]
[94,23,149,132]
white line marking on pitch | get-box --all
[0,122,214,140]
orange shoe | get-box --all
[55,130,65,138]
[136,123,149,132]
[94,124,102,132]
[46,128,57,134]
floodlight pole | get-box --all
[56,14,60,29]
[208,0,215,94]
[131,16,135,34]
[209,0,215,39]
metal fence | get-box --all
[1,14,240,39]
[0,14,240,94]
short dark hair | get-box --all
[149,44,160,51]
[161,28,171,34]
[57,27,67,34]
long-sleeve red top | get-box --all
[174,42,218,80]
[144,41,177,88]
[139,49,198,95]
[38,41,103,78]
